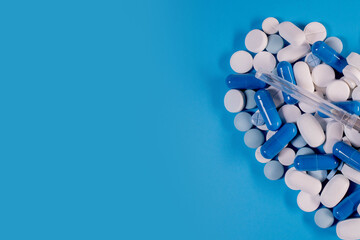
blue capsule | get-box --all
[312,41,348,72]
[261,123,297,159]
[333,142,360,172]
[318,101,360,118]
[226,74,267,89]
[277,61,298,104]
[333,189,360,220]
[254,89,282,131]
[294,154,339,171]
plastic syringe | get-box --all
[255,72,360,132]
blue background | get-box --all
[1,0,360,239]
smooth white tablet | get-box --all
[336,219,360,240]
[341,164,360,185]
[323,121,344,154]
[297,114,325,148]
[286,170,322,195]
[266,86,284,107]
[262,17,279,34]
[284,167,299,190]
[304,22,327,44]
[341,76,357,89]
[326,80,350,102]
[344,126,360,148]
[278,105,301,123]
[312,64,335,87]
[224,89,245,113]
[297,191,320,212]
[293,61,314,92]
[230,50,253,73]
[277,43,310,63]
[320,174,349,208]
[253,51,276,73]
[299,101,316,113]
[255,146,271,163]
[343,65,360,85]
[352,86,360,100]
[278,21,306,45]
[325,37,343,54]
[278,148,295,166]
[245,29,268,53]
[347,52,360,70]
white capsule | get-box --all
[312,64,335,87]
[297,113,325,148]
[336,218,360,240]
[253,51,276,73]
[230,50,253,73]
[286,170,322,195]
[255,146,271,163]
[347,52,360,70]
[245,29,268,53]
[344,126,360,148]
[323,121,344,154]
[352,86,360,101]
[297,191,320,212]
[343,65,360,85]
[278,105,301,123]
[262,17,279,34]
[278,21,306,45]
[341,163,360,185]
[304,22,327,44]
[278,147,295,166]
[326,80,350,102]
[277,43,310,63]
[320,174,349,208]
[325,37,343,54]
[293,61,314,92]
[224,90,245,113]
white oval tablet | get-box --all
[230,50,253,73]
[245,29,268,53]
[323,121,344,154]
[277,43,310,63]
[278,147,295,166]
[341,163,360,185]
[286,170,322,195]
[255,146,271,163]
[344,126,360,148]
[343,65,360,85]
[293,61,314,92]
[326,80,350,102]
[278,104,301,123]
[297,191,320,212]
[352,86,360,100]
[297,114,325,148]
[298,101,316,113]
[253,51,276,73]
[266,86,284,107]
[312,64,335,87]
[278,21,306,45]
[325,37,343,54]
[346,52,360,70]
[262,17,279,34]
[284,167,299,190]
[336,219,360,240]
[320,174,349,208]
[304,22,327,44]
[224,89,245,113]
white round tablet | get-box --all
[278,105,301,123]
[230,50,253,73]
[262,17,279,34]
[278,148,295,166]
[297,191,320,212]
[346,52,360,70]
[245,29,268,53]
[341,76,357,89]
[224,89,245,113]
[343,65,360,85]
[312,64,335,87]
[253,51,276,73]
[304,22,327,44]
[326,80,350,102]
[325,37,343,54]
[352,86,360,100]
[255,146,271,163]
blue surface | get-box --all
[2,0,360,240]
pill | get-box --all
[297,191,320,212]
[298,101,316,113]
[304,22,327,44]
[264,160,284,180]
[333,189,360,220]
[291,134,307,148]
[294,154,339,171]
[261,123,297,159]
[244,90,256,109]
[308,170,327,182]
[255,146,271,163]
[311,64,335,88]
[278,104,301,123]
[342,64,360,85]
[305,52,321,70]
[265,34,284,54]
[224,89,245,113]
[245,29,268,53]
[266,130,277,141]
[251,110,265,126]
[253,51,276,73]
[262,17,279,34]
[278,21,306,46]
[358,204,360,215]
[318,101,360,118]
[277,43,310,63]
[324,37,343,54]
[296,147,315,157]
[352,87,360,100]
[336,218,360,240]
[312,41,348,72]
[326,80,350,102]
[314,208,334,228]
[314,112,330,131]
[341,163,360,185]
[257,124,268,131]
[234,112,253,131]
[341,76,357,89]
[230,50,253,73]
[286,169,322,195]
[277,61,298,104]
[254,89,282,131]
[342,136,352,146]
[284,167,300,190]
[226,74,267,89]
[244,128,264,149]
[344,127,360,148]
[320,174,350,208]
[293,61,314,92]
[333,141,360,171]
[266,86,284,107]
[323,121,344,154]
[297,113,325,148]
[278,147,295,166]
[346,52,360,70]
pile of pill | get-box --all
[224,17,360,239]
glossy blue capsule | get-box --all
[226,74,267,89]
[261,123,297,159]
[254,89,282,131]
[333,142,360,171]
[277,61,298,104]
[294,154,339,171]
[312,41,348,72]
[318,101,360,118]
[333,189,360,220]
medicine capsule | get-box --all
[261,123,297,159]
[318,101,360,118]
[254,89,282,131]
[277,61,298,104]
[312,41,348,73]
[294,154,339,171]
[333,142,360,172]
[333,189,360,220]
[226,74,267,89]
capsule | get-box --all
[333,189,360,220]
[312,41,348,73]
[254,89,282,131]
[294,154,339,171]
[261,123,297,159]
[318,101,360,118]
[333,142,360,172]
[277,61,298,104]
[226,74,267,89]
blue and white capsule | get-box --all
[333,142,360,172]
[254,89,282,131]
[312,41,348,72]
[294,154,339,171]
[277,61,298,104]
[226,74,267,89]
[318,101,360,118]
[333,189,360,220]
